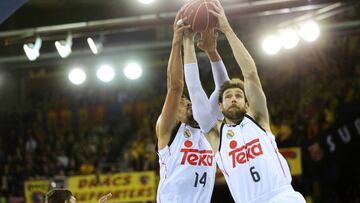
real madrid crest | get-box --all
[183,128,191,138]
[226,129,235,139]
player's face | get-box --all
[177,97,193,123]
[220,88,247,120]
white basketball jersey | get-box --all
[157,123,216,203]
[216,115,293,203]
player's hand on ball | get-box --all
[183,26,196,42]
[208,0,232,33]
[197,29,218,52]
[173,11,191,43]
[97,193,112,203]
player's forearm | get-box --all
[167,42,184,91]
[209,60,229,120]
[184,64,217,133]
[183,38,197,64]
[206,50,221,62]
[210,59,229,88]
[224,30,257,78]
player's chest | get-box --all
[221,127,267,168]
[175,130,214,167]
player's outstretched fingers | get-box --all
[178,24,191,32]
[176,17,189,27]
[174,10,186,27]
[177,18,184,26]
[208,9,220,18]
[214,0,222,10]
[209,2,221,13]
[98,193,112,203]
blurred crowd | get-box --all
[0,34,359,202]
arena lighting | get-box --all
[262,35,281,55]
[124,62,143,80]
[298,20,320,42]
[23,37,42,61]
[55,34,72,58]
[68,68,86,85]
[278,28,299,49]
[97,64,115,83]
[138,0,154,4]
[87,37,102,55]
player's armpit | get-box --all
[247,110,271,133]
[204,121,221,152]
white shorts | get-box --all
[251,185,306,203]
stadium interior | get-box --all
[0,0,359,202]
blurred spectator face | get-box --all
[308,142,324,162]
[220,88,247,121]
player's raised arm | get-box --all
[156,12,190,150]
[197,30,230,120]
[209,1,270,131]
[183,29,220,151]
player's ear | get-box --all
[245,101,249,110]
[219,102,224,111]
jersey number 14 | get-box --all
[194,172,207,187]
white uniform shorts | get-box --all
[250,185,306,203]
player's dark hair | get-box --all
[45,189,73,203]
[218,79,246,103]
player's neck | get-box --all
[225,117,243,125]
[183,119,199,128]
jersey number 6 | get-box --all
[250,166,261,182]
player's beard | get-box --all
[222,107,246,121]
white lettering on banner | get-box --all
[338,126,351,143]
[355,118,360,135]
[326,135,336,152]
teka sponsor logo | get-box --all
[228,138,263,168]
[180,140,214,166]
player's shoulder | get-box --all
[244,113,270,132]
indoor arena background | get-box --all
[0,0,359,202]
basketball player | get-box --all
[45,189,111,203]
[183,1,306,202]
[155,11,229,203]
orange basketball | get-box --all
[181,0,218,33]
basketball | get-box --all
[181,0,219,33]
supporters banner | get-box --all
[279,147,302,176]
[68,171,156,203]
[24,180,48,203]
[320,114,360,155]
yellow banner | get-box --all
[24,180,48,203]
[68,171,156,203]
[279,147,302,176]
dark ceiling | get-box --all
[0,0,184,30]
[0,0,359,70]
